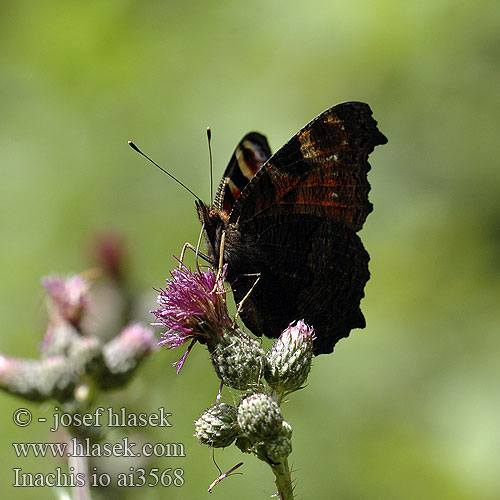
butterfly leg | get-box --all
[216,230,226,276]
[178,242,212,268]
[232,273,261,328]
[210,230,227,294]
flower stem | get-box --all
[68,436,92,500]
[270,458,294,500]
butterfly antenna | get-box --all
[128,141,202,201]
[207,127,214,202]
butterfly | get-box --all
[196,102,387,355]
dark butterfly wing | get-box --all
[225,213,369,355]
[223,102,387,354]
[229,102,387,231]
[213,132,272,217]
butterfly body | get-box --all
[198,102,387,355]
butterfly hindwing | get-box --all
[224,212,370,354]
[213,132,272,217]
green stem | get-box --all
[270,458,294,500]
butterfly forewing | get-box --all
[229,102,387,232]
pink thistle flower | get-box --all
[42,274,90,327]
[91,231,126,281]
[151,264,231,372]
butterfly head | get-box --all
[196,200,227,267]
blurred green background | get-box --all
[1,0,499,498]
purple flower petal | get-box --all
[152,262,231,372]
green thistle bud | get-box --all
[265,320,314,393]
[235,435,255,454]
[264,432,292,463]
[194,403,239,448]
[280,420,293,439]
[211,329,266,390]
[237,393,282,440]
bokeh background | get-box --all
[1,0,499,498]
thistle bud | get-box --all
[280,420,293,438]
[235,435,255,454]
[237,393,282,440]
[42,274,90,328]
[211,329,266,390]
[265,320,314,393]
[264,431,292,463]
[103,323,156,375]
[98,323,156,390]
[194,403,239,448]
[0,355,75,401]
